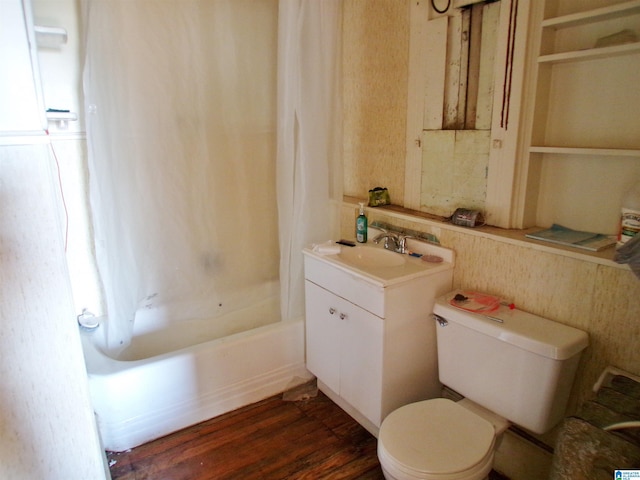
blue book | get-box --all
[525,224,615,252]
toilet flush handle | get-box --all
[434,314,448,327]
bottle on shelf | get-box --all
[618,182,640,247]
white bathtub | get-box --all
[81,301,309,452]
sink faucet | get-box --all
[398,235,416,254]
[374,232,419,254]
[373,232,401,252]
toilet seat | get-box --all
[378,398,496,480]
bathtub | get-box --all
[81,298,309,452]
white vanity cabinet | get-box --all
[305,280,384,425]
[303,243,454,436]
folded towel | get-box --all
[615,234,640,280]
[312,241,341,255]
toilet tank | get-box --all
[433,291,589,434]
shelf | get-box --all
[521,1,640,235]
[45,110,78,129]
[34,25,68,48]
[529,146,640,157]
[541,0,640,30]
[538,41,640,63]
[342,197,625,269]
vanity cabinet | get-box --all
[305,281,383,425]
[303,244,454,436]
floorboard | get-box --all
[107,391,509,480]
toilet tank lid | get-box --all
[433,291,589,360]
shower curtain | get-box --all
[277,0,343,322]
[82,0,341,350]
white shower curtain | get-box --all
[82,0,341,349]
[277,0,343,322]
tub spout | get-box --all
[77,309,100,330]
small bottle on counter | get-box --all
[356,202,368,243]
[618,182,640,247]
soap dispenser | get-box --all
[356,202,368,243]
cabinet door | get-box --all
[305,281,341,394]
[339,296,383,426]
[305,280,384,426]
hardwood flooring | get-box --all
[107,391,509,480]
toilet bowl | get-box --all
[377,398,498,480]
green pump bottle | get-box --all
[356,202,367,243]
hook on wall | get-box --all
[431,0,451,14]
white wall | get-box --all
[0,143,108,479]
[0,0,108,477]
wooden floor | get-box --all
[107,391,509,480]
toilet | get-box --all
[377,290,589,480]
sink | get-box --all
[337,245,406,268]
[303,238,454,286]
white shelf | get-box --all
[34,25,68,48]
[45,110,78,129]
[525,0,640,234]
[529,146,640,157]
[538,41,640,63]
[541,0,640,30]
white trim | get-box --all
[529,146,640,157]
[0,131,86,146]
[21,0,48,131]
[404,0,433,211]
[0,133,49,146]
[486,0,534,228]
[538,42,640,64]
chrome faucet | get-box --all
[373,231,401,252]
[398,235,416,254]
[373,232,419,254]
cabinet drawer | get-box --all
[303,254,385,317]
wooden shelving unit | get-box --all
[520,0,640,233]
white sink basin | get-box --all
[303,238,454,286]
[338,245,406,268]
